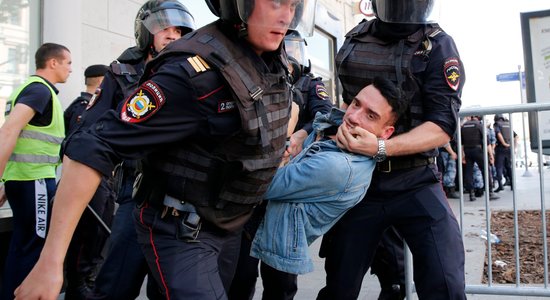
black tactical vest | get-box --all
[335,20,442,135]
[461,120,483,147]
[496,120,511,145]
[140,23,290,232]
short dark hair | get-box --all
[371,77,407,121]
[35,43,70,69]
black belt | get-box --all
[376,156,435,173]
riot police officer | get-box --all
[461,115,498,201]
[317,0,467,299]
[228,28,333,300]
[80,1,196,299]
[16,0,316,299]
[493,114,513,192]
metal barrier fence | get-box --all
[404,102,550,298]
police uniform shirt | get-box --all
[10,75,58,127]
[296,76,333,133]
[408,30,463,138]
[64,92,92,135]
[64,54,241,177]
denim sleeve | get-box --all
[264,150,353,203]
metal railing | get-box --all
[404,102,550,298]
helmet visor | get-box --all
[284,36,308,67]
[236,0,317,37]
[375,0,441,24]
[141,8,196,35]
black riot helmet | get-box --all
[205,0,317,37]
[284,29,311,74]
[372,0,440,24]
[135,0,196,53]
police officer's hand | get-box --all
[336,123,377,156]
[14,258,64,300]
[288,129,308,157]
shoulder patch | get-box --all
[315,84,330,100]
[85,87,102,110]
[444,58,461,91]
[120,80,165,123]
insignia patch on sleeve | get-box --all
[315,84,330,100]
[120,81,165,123]
[85,87,102,110]
[444,58,461,91]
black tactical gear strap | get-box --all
[110,61,141,99]
[394,39,405,87]
[196,34,264,102]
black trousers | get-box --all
[228,231,298,300]
[134,204,241,300]
[317,166,466,300]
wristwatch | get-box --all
[373,138,387,162]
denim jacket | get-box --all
[250,109,375,274]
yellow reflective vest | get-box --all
[2,76,65,181]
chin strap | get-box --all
[237,22,248,39]
[149,45,160,58]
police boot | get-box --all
[378,284,405,300]
[494,182,504,193]
[447,187,460,199]
[469,190,476,202]
[474,188,484,198]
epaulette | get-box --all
[181,55,211,78]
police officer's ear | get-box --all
[303,58,312,74]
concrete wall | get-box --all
[43,0,146,108]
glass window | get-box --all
[7,48,17,73]
[0,0,40,125]
[308,29,338,106]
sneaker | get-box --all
[494,186,504,193]
[469,192,476,202]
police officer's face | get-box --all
[343,84,396,140]
[54,50,72,84]
[153,26,182,53]
[246,0,299,55]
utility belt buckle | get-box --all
[378,160,392,173]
